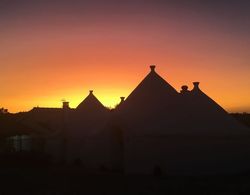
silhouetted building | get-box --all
[66,90,112,169]
[1,65,250,175]
[116,65,250,175]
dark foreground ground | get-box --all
[0,114,249,194]
[1,166,250,195]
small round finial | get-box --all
[120,97,125,102]
[181,85,188,91]
[150,65,156,71]
[180,85,189,94]
[193,82,200,90]
[89,90,93,94]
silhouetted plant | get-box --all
[0,107,8,114]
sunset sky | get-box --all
[1,0,250,113]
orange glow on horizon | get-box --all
[2,65,250,113]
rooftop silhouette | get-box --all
[1,65,250,176]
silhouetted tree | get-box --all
[0,107,8,114]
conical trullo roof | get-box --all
[69,90,109,137]
[181,82,250,136]
[67,91,111,167]
[76,90,107,113]
[117,65,181,135]
[120,65,178,110]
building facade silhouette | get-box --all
[1,65,250,175]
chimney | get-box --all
[150,65,156,72]
[193,82,200,90]
[120,97,125,103]
[89,90,93,94]
[62,101,69,109]
[180,85,189,94]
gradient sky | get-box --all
[1,0,250,113]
